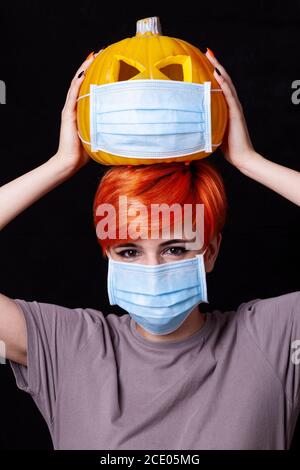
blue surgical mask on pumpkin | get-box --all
[107,249,209,335]
[77,80,222,159]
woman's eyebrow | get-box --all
[113,239,195,249]
[159,239,195,247]
[113,243,141,248]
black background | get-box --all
[0,0,300,450]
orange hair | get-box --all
[93,160,228,258]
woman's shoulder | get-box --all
[206,290,300,338]
[236,290,300,321]
[12,298,128,341]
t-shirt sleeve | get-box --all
[9,298,105,427]
[241,291,300,411]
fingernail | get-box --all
[94,46,106,57]
[206,47,215,58]
[215,68,222,76]
[85,51,95,60]
[78,70,85,78]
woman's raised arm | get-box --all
[206,49,300,207]
[0,52,98,230]
[0,51,97,365]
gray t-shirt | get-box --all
[9,291,300,450]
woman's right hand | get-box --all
[0,50,104,232]
[52,50,100,173]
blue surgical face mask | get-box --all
[107,248,209,335]
[77,80,222,159]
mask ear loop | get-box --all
[211,87,224,148]
[196,246,209,303]
[199,246,208,257]
[76,93,92,146]
[203,82,212,153]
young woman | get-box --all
[0,49,299,450]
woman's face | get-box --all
[106,233,222,273]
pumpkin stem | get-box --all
[136,17,162,36]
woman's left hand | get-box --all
[205,49,300,206]
[205,49,255,170]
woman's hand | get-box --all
[52,51,100,173]
[205,49,255,170]
[205,48,300,206]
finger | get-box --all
[63,81,86,117]
[70,46,105,87]
[62,70,86,118]
[72,46,105,85]
[73,54,95,81]
[69,73,85,100]
[63,47,105,115]
[205,50,232,84]
[205,50,238,99]
[93,46,105,58]
[213,71,242,118]
[63,53,97,110]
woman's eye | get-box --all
[117,249,140,258]
[164,246,187,256]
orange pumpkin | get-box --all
[77,17,228,165]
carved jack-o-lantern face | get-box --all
[109,52,193,82]
[77,17,228,165]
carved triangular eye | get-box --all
[156,55,192,82]
[111,55,145,82]
[159,63,184,81]
[118,60,141,81]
